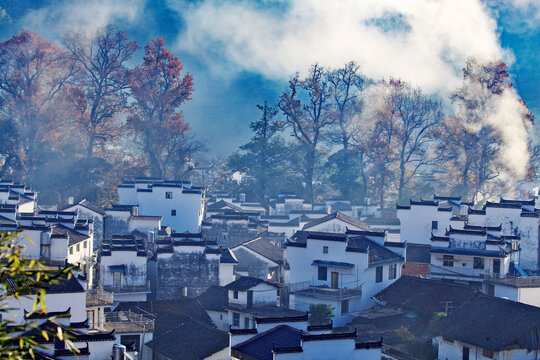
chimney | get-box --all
[239,193,246,203]
[67,197,74,205]
[459,205,468,216]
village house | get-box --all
[99,234,151,302]
[301,211,371,233]
[64,199,106,250]
[433,295,540,360]
[284,230,404,326]
[397,196,540,273]
[202,212,263,248]
[229,312,382,360]
[197,285,230,331]
[116,178,205,233]
[269,194,312,216]
[152,231,237,299]
[483,276,540,307]
[231,237,285,281]
[2,271,116,359]
[225,276,304,329]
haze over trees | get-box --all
[0,26,535,207]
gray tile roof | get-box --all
[302,211,370,231]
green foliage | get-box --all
[325,148,365,201]
[228,103,302,204]
[308,304,334,325]
[0,232,77,359]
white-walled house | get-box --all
[3,271,116,360]
[116,178,205,233]
[397,197,540,273]
[285,230,404,326]
[225,276,304,330]
[64,199,105,251]
[433,295,540,360]
[99,234,150,302]
[483,276,540,307]
[301,211,370,233]
[229,312,382,360]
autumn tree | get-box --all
[436,59,533,201]
[324,62,368,201]
[383,80,442,201]
[279,64,334,202]
[128,38,195,178]
[0,30,74,177]
[63,25,138,158]
[228,102,298,204]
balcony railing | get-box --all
[86,288,114,306]
[289,281,362,300]
[103,310,154,333]
[102,281,151,294]
[484,276,540,287]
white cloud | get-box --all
[20,0,144,42]
[174,0,508,95]
[173,0,532,178]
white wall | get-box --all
[397,205,452,245]
[100,250,147,288]
[219,263,236,286]
[303,218,365,233]
[436,337,538,360]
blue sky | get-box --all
[0,0,538,154]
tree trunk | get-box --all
[305,147,316,203]
[87,134,95,158]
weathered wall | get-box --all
[232,247,272,280]
[103,213,130,239]
[155,252,220,299]
[202,219,259,248]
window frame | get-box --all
[341,299,349,314]
[233,312,240,327]
[318,266,328,281]
[323,246,328,254]
[244,317,250,329]
[233,290,239,299]
[443,255,454,267]
[389,263,397,280]
[375,266,383,283]
[432,220,438,230]
[165,191,173,199]
[473,257,484,269]
[171,209,177,216]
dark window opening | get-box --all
[233,313,240,327]
[171,209,176,216]
[376,266,383,283]
[244,317,250,329]
[389,263,397,280]
[318,266,327,281]
[165,192,173,199]
[462,346,470,360]
[473,257,484,269]
[323,246,328,254]
[233,290,238,299]
[341,299,349,314]
[432,221,438,230]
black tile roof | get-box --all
[115,298,212,326]
[302,211,370,231]
[224,276,278,291]
[52,224,89,246]
[347,236,404,265]
[432,295,540,351]
[240,237,283,264]
[405,244,431,263]
[197,285,228,312]
[373,276,480,314]
[4,271,85,295]
[232,325,305,360]
[220,248,238,264]
[145,313,228,360]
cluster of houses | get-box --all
[1,178,539,359]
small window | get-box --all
[165,192,173,199]
[389,263,397,280]
[220,314,223,320]
[83,240,87,249]
[473,257,484,269]
[432,221,438,230]
[233,313,240,327]
[244,317,250,329]
[171,209,177,216]
[76,243,80,252]
[341,299,349,314]
[69,247,73,255]
[233,290,238,299]
[493,259,501,274]
[375,266,383,283]
[323,246,328,254]
[443,255,454,267]
[318,266,327,281]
